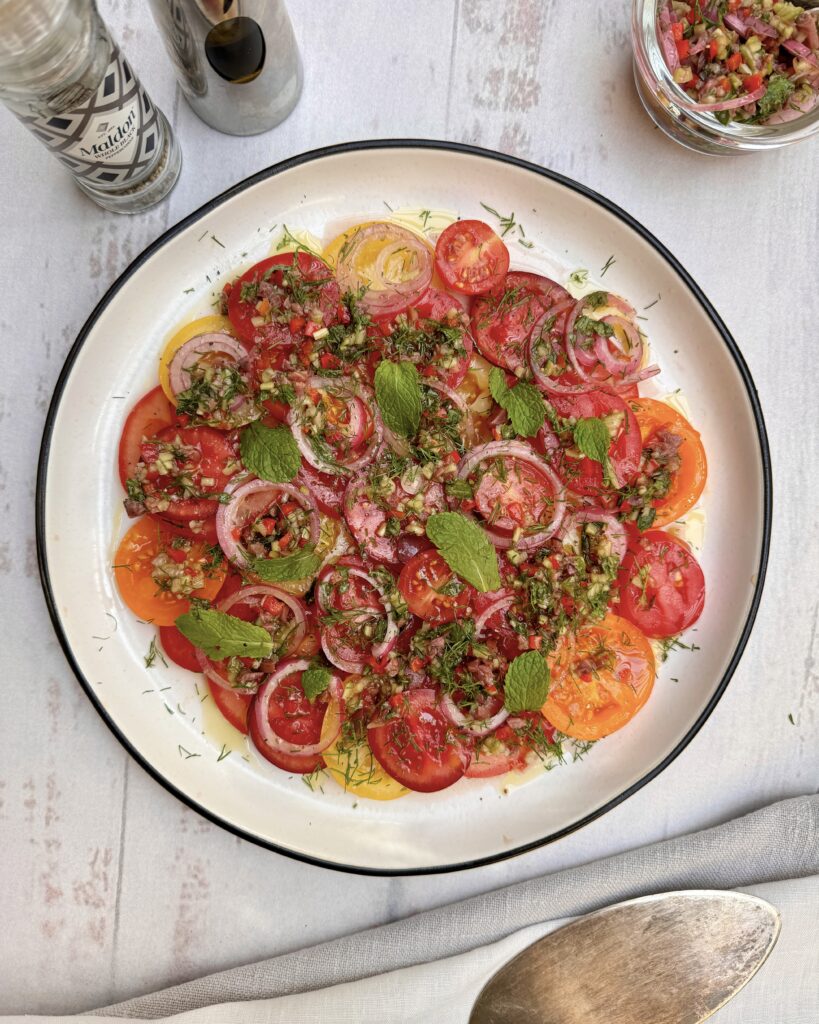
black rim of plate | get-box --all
[36,140,773,876]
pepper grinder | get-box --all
[147,0,302,136]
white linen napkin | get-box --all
[5,795,818,1022]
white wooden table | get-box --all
[1,1,817,1014]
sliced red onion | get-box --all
[168,333,247,398]
[456,440,566,549]
[723,12,748,35]
[474,594,517,639]
[593,316,643,378]
[660,27,680,72]
[799,13,819,52]
[686,84,766,112]
[335,223,433,317]
[215,478,320,568]
[424,377,469,416]
[440,692,509,736]
[563,299,658,392]
[196,585,308,692]
[317,565,399,670]
[784,39,819,66]
[744,14,777,39]
[250,658,343,758]
[288,377,383,476]
[528,313,593,396]
[559,509,628,564]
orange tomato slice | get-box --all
[629,397,707,527]
[114,517,227,626]
[542,614,655,740]
[158,315,238,405]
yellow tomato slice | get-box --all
[321,696,408,801]
[322,219,432,278]
[542,614,655,740]
[158,315,238,404]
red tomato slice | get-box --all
[397,549,474,623]
[248,668,327,773]
[343,476,445,565]
[368,689,467,792]
[434,220,510,296]
[617,531,705,638]
[465,713,556,778]
[297,461,347,517]
[118,387,176,488]
[227,252,339,344]
[472,455,561,533]
[158,625,200,672]
[471,272,571,374]
[551,390,641,498]
[138,425,238,525]
[209,681,252,734]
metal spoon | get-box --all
[469,890,780,1024]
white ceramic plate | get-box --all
[37,142,771,874]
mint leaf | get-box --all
[175,607,272,660]
[504,651,550,712]
[302,665,331,702]
[374,360,422,438]
[488,368,546,438]
[239,422,300,483]
[426,512,501,593]
[573,416,616,487]
[251,547,321,583]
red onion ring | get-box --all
[250,658,343,758]
[593,316,643,378]
[528,310,594,396]
[196,585,308,692]
[744,14,777,39]
[288,377,383,476]
[317,565,399,672]
[168,333,248,399]
[335,223,433,317]
[474,594,517,639]
[563,299,658,392]
[456,440,566,549]
[215,478,320,569]
[559,508,628,564]
[440,691,509,736]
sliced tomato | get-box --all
[118,387,176,488]
[227,252,339,344]
[465,713,556,778]
[471,272,571,374]
[343,475,445,565]
[297,461,347,517]
[368,688,467,792]
[248,667,328,774]
[629,398,707,527]
[542,614,655,740]
[209,681,252,734]
[158,625,200,672]
[148,512,219,545]
[137,425,239,525]
[382,288,475,389]
[321,696,407,800]
[471,454,562,533]
[434,220,509,296]
[617,531,705,638]
[397,549,474,623]
[551,390,641,498]
[113,518,226,626]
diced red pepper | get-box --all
[262,596,284,615]
[676,38,690,60]
[671,22,684,41]
[166,545,188,564]
[319,352,340,370]
[708,39,719,60]
[743,73,763,93]
[289,316,306,334]
[685,8,697,24]
[528,635,542,651]
[685,73,701,90]
[726,51,742,71]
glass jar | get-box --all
[0,0,181,212]
[632,0,819,154]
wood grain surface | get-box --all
[0,0,817,1014]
